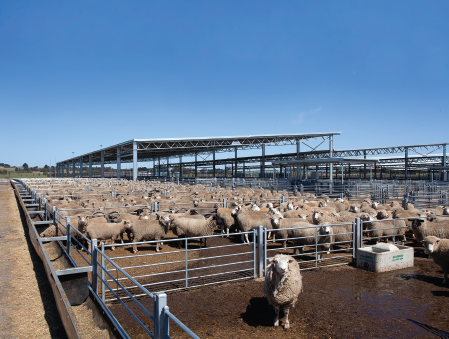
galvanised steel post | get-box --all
[101,149,105,179]
[295,140,300,181]
[243,161,245,178]
[212,150,216,178]
[79,157,83,178]
[91,239,98,294]
[352,220,357,260]
[67,215,72,257]
[261,144,265,178]
[405,147,409,181]
[166,157,169,177]
[158,156,161,177]
[179,155,182,178]
[66,161,69,178]
[194,153,198,178]
[234,147,238,178]
[329,135,333,183]
[443,144,447,181]
[101,242,105,301]
[154,293,168,339]
[89,154,93,178]
[257,225,264,278]
[364,150,367,180]
[117,146,121,179]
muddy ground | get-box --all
[108,242,449,339]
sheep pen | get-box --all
[17,177,449,338]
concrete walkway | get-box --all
[0,183,67,338]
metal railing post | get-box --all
[154,293,168,339]
[101,242,105,302]
[91,239,98,294]
[66,216,72,256]
[163,306,170,339]
[253,229,257,278]
[356,218,362,249]
[352,220,357,260]
[257,226,264,278]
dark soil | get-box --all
[108,243,449,339]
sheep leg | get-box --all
[110,236,116,251]
[283,306,291,330]
[274,306,280,327]
[241,232,245,243]
[443,271,448,285]
[156,242,160,252]
[267,231,271,239]
[245,233,250,244]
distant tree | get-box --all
[22,163,29,171]
[44,164,49,169]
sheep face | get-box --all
[287,203,294,210]
[410,218,425,229]
[421,236,441,254]
[372,202,378,209]
[320,225,331,235]
[377,210,389,220]
[443,207,449,215]
[271,256,294,275]
[231,206,240,216]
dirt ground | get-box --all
[0,183,67,338]
[107,241,449,339]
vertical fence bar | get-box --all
[352,220,357,260]
[356,218,362,249]
[91,239,98,294]
[263,228,267,274]
[253,229,257,278]
[315,227,318,268]
[163,306,170,339]
[185,238,188,288]
[257,226,263,278]
[154,293,167,339]
[66,217,72,256]
[101,242,105,302]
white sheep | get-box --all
[421,236,449,284]
[263,254,302,330]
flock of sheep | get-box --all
[27,178,449,330]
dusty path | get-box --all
[0,183,67,338]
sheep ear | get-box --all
[288,259,295,263]
[78,216,82,219]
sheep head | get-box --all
[421,236,441,254]
[271,255,295,275]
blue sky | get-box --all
[1,0,448,167]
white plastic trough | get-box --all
[356,243,414,273]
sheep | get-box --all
[171,216,218,248]
[270,216,309,248]
[426,214,449,224]
[233,208,273,243]
[216,207,236,237]
[286,221,327,255]
[421,236,449,284]
[312,211,339,225]
[409,218,449,243]
[86,220,130,251]
[263,254,302,330]
[361,215,406,243]
[127,216,171,253]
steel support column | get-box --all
[158,156,161,176]
[443,144,447,181]
[72,159,75,178]
[79,157,83,178]
[132,141,137,181]
[212,150,216,178]
[166,157,169,177]
[66,161,69,178]
[363,150,367,180]
[101,150,105,178]
[243,162,245,178]
[296,141,300,180]
[261,144,265,178]
[117,147,121,179]
[89,154,93,178]
[179,156,183,178]
[405,147,409,180]
[234,147,238,178]
[329,136,333,183]
[195,153,198,178]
